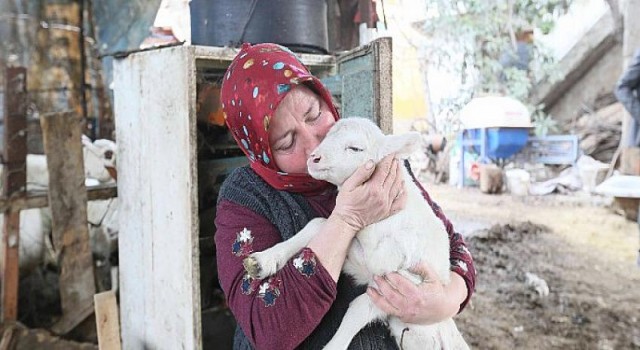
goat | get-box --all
[243,118,469,349]
[0,137,118,275]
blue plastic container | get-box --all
[467,127,530,159]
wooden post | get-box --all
[94,291,122,350]
[114,46,202,350]
[0,323,17,350]
[40,111,96,334]
[1,67,27,322]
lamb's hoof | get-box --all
[243,256,262,278]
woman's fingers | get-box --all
[334,155,406,230]
[384,272,420,293]
[390,192,406,213]
[409,261,438,284]
[389,160,406,212]
[373,275,407,309]
[373,154,396,189]
[369,267,452,324]
[371,274,427,322]
[341,159,376,192]
[391,170,404,199]
[367,286,400,316]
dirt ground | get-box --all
[7,180,639,349]
[424,183,640,349]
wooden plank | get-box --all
[0,185,117,212]
[620,147,640,175]
[2,323,97,350]
[114,45,201,349]
[94,291,121,350]
[193,45,336,75]
[373,37,394,134]
[40,112,95,334]
[1,67,27,322]
[0,323,17,350]
[1,212,20,321]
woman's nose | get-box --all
[301,128,321,157]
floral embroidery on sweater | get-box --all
[453,259,469,273]
[241,273,261,295]
[258,276,282,307]
[293,248,317,278]
[232,227,254,257]
[456,245,471,256]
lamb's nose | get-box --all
[310,154,321,163]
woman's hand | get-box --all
[366,261,468,325]
[332,154,406,233]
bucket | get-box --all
[505,169,530,196]
[190,0,329,54]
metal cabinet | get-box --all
[113,37,391,349]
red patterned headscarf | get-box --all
[221,43,339,195]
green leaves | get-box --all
[531,104,560,137]
[420,0,572,122]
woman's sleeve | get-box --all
[615,49,640,123]
[214,199,338,350]
[405,163,476,312]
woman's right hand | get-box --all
[333,154,407,233]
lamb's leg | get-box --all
[323,293,386,350]
[244,218,326,279]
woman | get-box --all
[214,43,475,350]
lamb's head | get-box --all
[307,117,422,186]
[82,135,117,183]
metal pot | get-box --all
[190,0,329,54]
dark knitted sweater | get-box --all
[217,166,399,350]
[215,165,476,349]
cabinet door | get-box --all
[322,37,393,134]
[114,46,202,350]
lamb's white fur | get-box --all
[244,117,469,350]
[0,137,119,275]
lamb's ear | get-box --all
[380,132,422,159]
[81,134,93,147]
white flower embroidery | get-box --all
[293,256,304,269]
[238,228,252,242]
[455,260,469,273]
[258,282,269,295]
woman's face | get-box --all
[269,85,336,174]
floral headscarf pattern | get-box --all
[220,43,339,195]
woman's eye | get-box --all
[347,146,363,152]
[281,141,294,150]
[307,110,322,123]
[277,137,295,151]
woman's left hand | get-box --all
[367,261,467,325]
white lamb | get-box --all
[0,137,119,275]
[243,117,469,350]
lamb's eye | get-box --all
[347,146,363,152]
